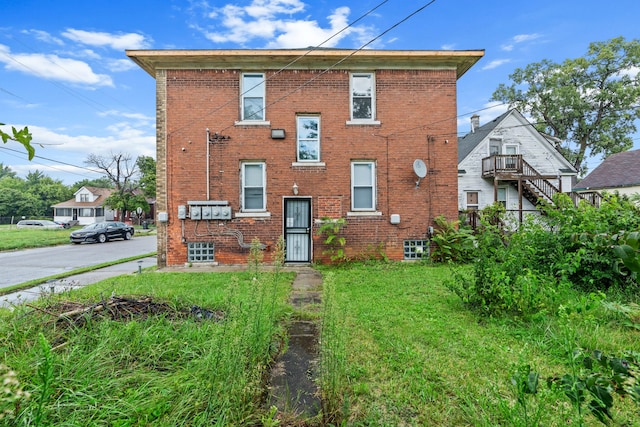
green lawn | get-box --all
[0,226,73,251]
[1,262,638,426]
[318,263,639,426]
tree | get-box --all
[24,171,73,217]
[0,123,35,160]
[491,37,640,175]
[136,155,156,199]
[70,177,113,193]
[84,152,138,221]
[0,163,17,180]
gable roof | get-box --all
[575,149,640,190]
[52,186,114,208]
[458,110,510,162]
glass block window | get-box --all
[187,242,215,263]
[404,240,429,260]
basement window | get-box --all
[404,240,429,260]
[187,242,215,263]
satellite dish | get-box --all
[413,159,427,178]
[413,159,427,187]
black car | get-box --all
[70,221,134,244]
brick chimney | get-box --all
[470,114,480,133]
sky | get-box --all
[1,0,639,185]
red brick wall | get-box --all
[161,67,459,265]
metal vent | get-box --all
[403,240,428,260]
[187,242,215,263]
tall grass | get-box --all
[317,262,640,426]
[0,269,293,426]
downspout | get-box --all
[206,128,210,201]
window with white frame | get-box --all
[297,116,320,161]
[241,73,265,121]
[241,162,266,211]
[350,73,375,120]
[351,161,376,211]
[466,191,479,210]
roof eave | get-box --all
[125,49,485,79]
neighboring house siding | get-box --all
[458,110,576,213]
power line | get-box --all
[168,0,391,137]
[0,145,102,178]
[216,0,439,135]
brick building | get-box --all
[126,49,484,267]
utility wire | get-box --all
[168,0,391,137]
[0,146,102,173]
[216,0,439,135]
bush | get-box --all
[430,215,476,263]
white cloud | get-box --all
[513,33,541,43]
[22,29,64,45]
[0,44,113,86]
[200,1,373,48]
[501,33,541,51]
[457,102,508,131]
[266,7,353,48]
[616,66,640,79]
[107,58,138,72]
[98,110,154,126]
[62,29,151,50]
[29,124,154,155]
[481,59,511,70]
[441,43,456,50]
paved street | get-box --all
[0,234,157,289]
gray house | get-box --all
[575,149,640,198]
[458,109,579,225]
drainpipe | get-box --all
[206,128,210,201]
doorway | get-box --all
[284,198,312,263]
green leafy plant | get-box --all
[613,230,640,277]
[317,217,348,263]
[511,364,540,426]
[551,349,640,425]
[429,215,476,263]
[33,333,55,426]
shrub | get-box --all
[430,215,476,263]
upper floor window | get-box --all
[351,161,376,211]
[241,73,265,121]
[350,73,375,121]
[79,194,89,202]
[241,162,266,211]
[297,116,320,162]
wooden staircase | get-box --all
[482,155,601,207]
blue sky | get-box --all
[1,0,639,184]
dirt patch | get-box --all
[29,295,225,329]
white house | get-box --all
[52,186,116,226]
[458,109,579,225]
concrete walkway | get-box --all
[268,268,324,421]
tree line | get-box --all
[0,154,155,222]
